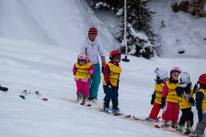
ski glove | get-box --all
[192,102,196,106]
[175,87,183,97]
[102,62,106,73]
[106,81,112,89]
[151,95,155,105]
[159,97,166,108]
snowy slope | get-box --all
[147,0,206,58]
[0,1,206,137]
[0,0,119,52]
[1,37,206,137]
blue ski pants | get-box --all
[103,85,118,106]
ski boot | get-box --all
[171,121,178,128]
[103,101,112,114]
[81,96,90,106]
[161,120,170,127]
[146,116,156,122]
[184,121,193,134]
[77,92,82,102]
[184,126,193,134]
[103,107,112,114]
[89,97,98,104]
[177,125,185,132]
[112,106,123,115]
[103,105,112,114]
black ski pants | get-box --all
[179,107,194,126]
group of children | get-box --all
[147,67,206,137]
[72,50,206,137]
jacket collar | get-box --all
[154,79,163,84]
[86,36,96,45]
[109,61,119,66]
[169,78,178,84]
[200,84,206,90]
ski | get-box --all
[187,133,205,137]
[155,124,169,128]
[133,116,148,121]
[113,113,131,118]
[98,108,112,115]
[175,128,196,136]
[155,124,189,136]
[155,124,175,128]
[80,102,91,106]
[119,114,131,118]
[98,108,131,118]
[133,116,161,122]
[62,98,92,108]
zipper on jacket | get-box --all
[92,44,93,49]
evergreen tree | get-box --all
[89,0,119,11]
[87,0,160,59]
[117,0,160,59]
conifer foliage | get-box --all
[89,0,160,59]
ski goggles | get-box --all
[113,54,121,60]
[114,57,120,60]
[78,59,86,62]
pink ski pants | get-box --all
[162,101,179,122]
[76,81,89,97]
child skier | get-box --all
[102,50,122,114]
[160,67,182,127]
[73,53,95,105]
[147,68,169,121]
[194,73,206,137]
[176,72,195,134]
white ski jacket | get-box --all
[80,37,105,64]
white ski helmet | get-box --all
[154,68,168,80]
[178,72,191,83]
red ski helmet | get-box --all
[199,73,206,86]
[109,50,121,62]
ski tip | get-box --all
[113,114,118,116]
[125,115,131,118]
[19,95,25,99]
[42,98,48,101]
[155,125,160,128]
[95,107,102,110]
